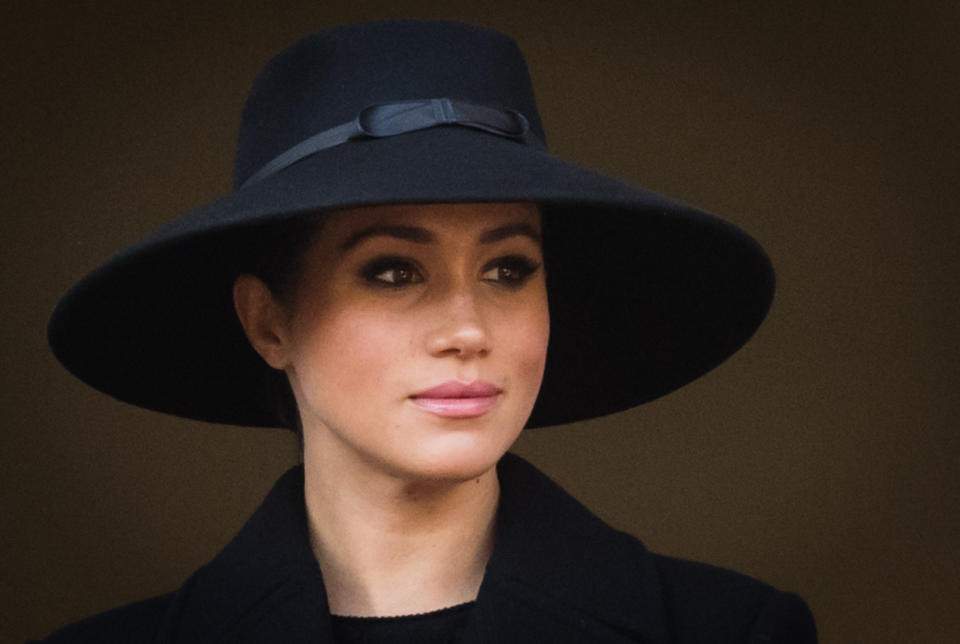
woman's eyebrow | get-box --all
[338,222,541,251]
[478,223,541,246]
[339,225,432,250]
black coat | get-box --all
[35,454,816,643]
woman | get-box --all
[40,20,816,643]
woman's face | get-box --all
[276,202,549,481]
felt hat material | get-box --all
[47,20,774,429]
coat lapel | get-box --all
[469,454,670,643]
[159,454,670,643]
[157,466,333,643]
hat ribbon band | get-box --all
[240,98,541,188]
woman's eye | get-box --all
[481,255,541,287]
[360,255,540,288]
[360,258,424,286]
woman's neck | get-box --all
[301,432,499,617]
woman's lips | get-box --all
[410,395,500,417]
[410,380,502,418]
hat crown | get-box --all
[234,20,546,188]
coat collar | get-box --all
[162,454,670,643]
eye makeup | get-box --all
[359,255,425,287]
[480,255,541,287]
[357,253,541,289]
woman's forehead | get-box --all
[325,202,541,238]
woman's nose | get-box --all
[425,290,491,359]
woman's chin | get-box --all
[379,436,515,483]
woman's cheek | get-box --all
[511,311,550,391]
[328,311,404,374]
[293,307,385,394]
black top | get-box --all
[33,454,816,643]
[330,602,475,644]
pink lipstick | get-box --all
[410,381,502,418]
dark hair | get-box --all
[240,214,327,307]
[234,212,328,436]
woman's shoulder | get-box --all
[496,454,817,641]
[648,551,817,643]
[30,592,175,643]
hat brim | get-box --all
[47,126,774,428]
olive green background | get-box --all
[3,1,957,642]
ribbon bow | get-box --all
[242,98,538,188]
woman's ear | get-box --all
[232,274,292,370]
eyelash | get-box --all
[359,254,542,289]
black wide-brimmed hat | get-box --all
[47,20,774,429]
